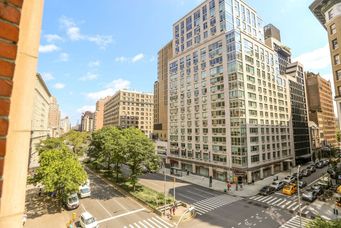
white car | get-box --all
[65,193,79,210]
[79,184,91,198]
[270,180,285,190]
[80,212,99,228]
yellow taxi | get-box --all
[282,183,297,196]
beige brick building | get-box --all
[81,111,95,132]
[154,41,173,141]
[48,96,61,137]
[94,96,111,131]
[104,90,154,136]
[306,72,337,147]
[310,0,341,129]
[29,73,51,169]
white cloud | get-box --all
[80,72,98,81]
[77,105,95,113]
[59,52,69,62]
[54,83,65,89]
[41,72,55,81]
[132,53,145,63]
[115,56,128,63]
[44,34,63,43]
[86,78,130,100]
[59,16,113,49]
[39,44,59,53]
[88,60,100,67]
[293,44,331,71]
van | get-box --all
[64,193,79,210]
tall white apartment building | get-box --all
[167,0,294,183]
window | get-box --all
[338,86,341,96]
[337,70,341,81]
[331,24,336,35]
[335,55,340,65]
[332,39,339,50]
[328,9,334,20]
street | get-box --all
[138,166,328,228]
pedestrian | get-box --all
[252,178,255,185]
[172,206,176,215]
[169,207,172,216]
[227,182,231,191]
[38,188,42,196]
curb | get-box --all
[85,166,162,216]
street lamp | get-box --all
[297,165,302,228]
[175,206,195,228]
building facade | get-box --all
[154,41,173,141]
[94,97,111,131]
[310,0,341,129]
[29,73,51,169]
[48,96,61,137]
[0,0,44,226]
[103,90,154,136]
[167,0,294,183]
[286,62,311,164]
[81,111,95,132]
[306,72,337,147]
[60,116,71,135]
[309,121,321,161]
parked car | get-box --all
[302,190,318,202]
[79,184,91,198]
[316,161,324,169]
[321,159,329,166]
[282,184,297,196]
[311,184,324,195]
[307,165,316,173]
[301,169,311,177]
[64,193,79,210]
[283,175,296,184]
[298,180,307,188]
[292,172,303,180]
[259,186,276,196]
[270,181,286,191]
[79,212,99,228]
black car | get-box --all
[311,184,324,195]
[259,186,276,196]
[301,169,311,177]
[307,165,316,173]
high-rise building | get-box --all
[81,111,95,132]
[0,0,44,226]
[48,96,61,137]
[29,73,51,169]
[306,72,337,147]
[286,62,311,164]
[94,96,111,131]
[103,90,154,136]
[167,0,294,183]
[310,0,341,129]
[309,121,321,160]
[60,116,71,135]
[154,41,173,141]
[264,24,292,75]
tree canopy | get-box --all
[307,217,341,228]
[62,130,90,156]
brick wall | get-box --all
[0,0,23,197]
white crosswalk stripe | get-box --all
[193,194,240,215]
[124,216,174,228]
[248,195,312,215]
[280,215,312,228]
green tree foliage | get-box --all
[337,131,341,143]
[88,127,126,181]
[36,137,68,155]
[123,128,159,190]
[31,139,87,200]
[307,217,341,228]
[62,130,90,156]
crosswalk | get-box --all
[280,215,312,228]
[248,195,311,215]
[123,216,174,228]
[193,194,240,216]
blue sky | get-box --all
[37,0,332,125]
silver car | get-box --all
[270,181,285,190]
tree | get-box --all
[36,137,68,155]
[62,130,90,156]
[307,217,341,228]
[31,147,87,200]
[123,128,159,190]
[88,127,126,181]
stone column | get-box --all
[280,162,284,171]
[247,171,252,184]
[260,168,264,179]
[209,166,213,177]
[192,163,196,173]
[271,164,275,175]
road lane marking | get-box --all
[262,196,275,203]
[177,192,197,202]
[97,208,145,224]
[96,200,112,217]
[281,201,292,208]
[142,219,155,228]
[80,203,86,212]
[267,197,279,204]
[138,221,148,228]
[277,199,288,206]
[270,198,282,205]
[192,187,217,197]
[133,222,141,228]
[154,216,174,227]
[151,217,169,228]
[184,190,207,199]
[287,202,297,209]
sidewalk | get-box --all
[308,199,341,220]
[160,164,310,197]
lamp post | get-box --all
[175,206,195,228]
[163,161,166,216]
[297,165,302,228]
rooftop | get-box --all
[309,0,341,28]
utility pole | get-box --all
[163,161,166,215]
[297,165,302,228]
[173,177,176,202]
